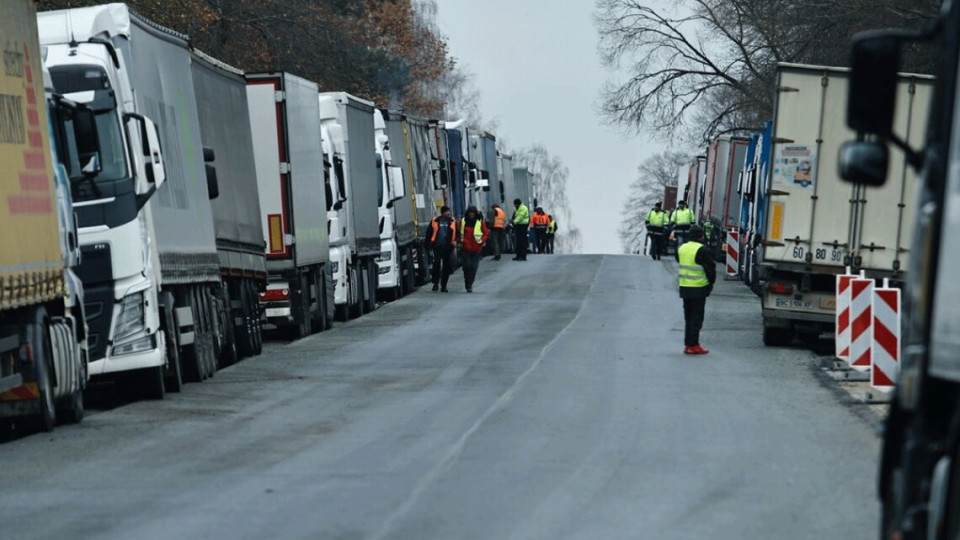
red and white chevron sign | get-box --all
[726,231,739,277]
[848,278,874,372]
[870,285,901,392]
[835,273,855,361]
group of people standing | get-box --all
[426,199,557,293]
[644,200,697,260]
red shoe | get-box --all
[683,346,697,355]
[690,345,709,355]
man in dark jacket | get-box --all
[458,206,489,293]
[428,206,456,292]
[676,225,716,354]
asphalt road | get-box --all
[0,255,879,540]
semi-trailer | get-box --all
[758,63,931,345]
[191,51,267,360]
[318,92,380,319]
[40,3,225,396]
[373,109,414,300]
[246,72,332,338]
[0,0,90,430]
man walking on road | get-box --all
[490,204,507,260]
[532,207,549,254]
[458,206,489,293]
[511,199,529,261]
[676,225,715,354]
[645,202,669,260]
[671,200,696,248]
[428,205,456,292]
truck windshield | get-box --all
[49,64,129,187]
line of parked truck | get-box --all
[675,62,931,347]
[0,1,544,432]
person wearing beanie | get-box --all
[428,205,456,292]
[645,201,669,260]
[676,225,716,354]
[457,206,489,293]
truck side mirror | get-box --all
[839,141,889,186]
[126,113,166,195]
[389,166,405,202]
[203,146,215,162]
[847,32,901,137]
[206,164,220,200]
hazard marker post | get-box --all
[848,275,874,373]
[835,267,854,362]
[870,279,901,393]
[725,230,740,279]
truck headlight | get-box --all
[114,292,146,343]
[112,334,155,356]
[330,261,340,274]
[377,251,392,262]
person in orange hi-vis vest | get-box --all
[490,204,507,261]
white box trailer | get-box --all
[758,63,932,345]
[247,73,333,337]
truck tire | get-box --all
[57,355,85,424]
[181,289,203,383]
[135,365,165,401]
[404,250,416,294]
[163,328,183,393]
[32,315,56,432]
[366,260,378,313]
[763,326,794,347]
[350,265,364,319]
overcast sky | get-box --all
[436,1,663,254]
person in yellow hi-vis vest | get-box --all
[676,225,716,354]
[457,206,489,293]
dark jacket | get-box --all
[677,244,716,299]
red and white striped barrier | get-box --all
[871,280,901,392]
[726,230,740,277]
[835,271,854,361]
[848,277,874,372]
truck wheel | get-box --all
[163,329,183,393]
[366,260,378,312]
[32,319,56,432]
[58,359,85,424]
[404,251,416,293]
[136,365,165,401]
[219,287,239,366]
[763,326,794,347]
[350,265,364,318]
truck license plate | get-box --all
[265,308,291,318]
[775,298,815,309]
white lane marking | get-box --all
[369,258,605,540]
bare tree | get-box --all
[595,0,939,141]
[618,151,688,254]
[514,145,582,254]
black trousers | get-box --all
[546,233,555,254]
[534,227,547,254]
[683,297,706,347]
[514,225,528,259]
[648,227,665,258]
[432,246,453,287]
[461,251,481,288]
[491,228,505,258]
